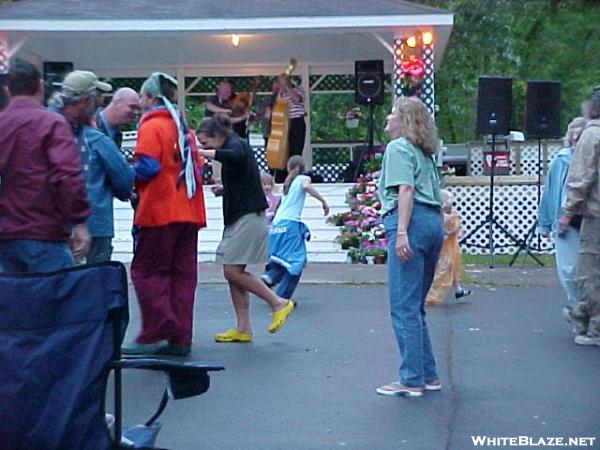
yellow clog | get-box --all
[268,300,295,334]
[214,328,252,343]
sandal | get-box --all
[425,380,442,391]
[376,382,423,397]
[268,300,295,334]
[214,328,252,343]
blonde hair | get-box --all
[260,170,274,186]
[283,155,306,195]
[390,97,439,155]
[564,117,588,147]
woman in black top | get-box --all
[197,116,294,343]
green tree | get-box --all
[422,0,600,142]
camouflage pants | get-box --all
[571,216,600,337]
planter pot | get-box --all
[365,255,375,265]
[373,256,386,265]
[345,118,360,129]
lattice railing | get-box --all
[448,183,554,255]
[468,141,563,176]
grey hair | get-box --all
[50,90,92,108]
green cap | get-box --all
[61,70,112,95]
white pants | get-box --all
[554,227,581,307]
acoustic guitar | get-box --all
[266,59,297,170]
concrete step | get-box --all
[113,183,351,263]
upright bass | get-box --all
[266,58,297,170]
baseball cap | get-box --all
[61,70,112,95]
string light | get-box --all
[422,31,433,45]
[406,36,417,48]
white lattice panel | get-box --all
[470,146,518,176]
[448,184,554,255]
[469,141,562,176]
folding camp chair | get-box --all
[0,262,223,450]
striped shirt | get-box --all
[282,86,306,119]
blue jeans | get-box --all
[264,262,301,299]
[383,202,444,387]
[0,240,75,273]
[554,227,580,308]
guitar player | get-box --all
[204,79,250,140]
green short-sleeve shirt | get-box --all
[377,137,442,214]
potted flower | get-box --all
[336,227,360,250]
[346,248,361,264]
[400,55,425,97]
[363,248,387,264]
[338,107,364,129]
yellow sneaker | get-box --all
[214,328,252,343]
[268,300,295,334]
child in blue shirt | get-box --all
[261,156,329,300]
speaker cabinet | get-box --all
[525,81,561,139]
[354,60,384,106]
[476,76,512,136]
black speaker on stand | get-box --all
[509,81,561,266]
[461,77,539,268]
[353,60,384,180]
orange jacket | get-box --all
[134,109,206,228]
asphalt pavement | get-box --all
[113,264,600,450]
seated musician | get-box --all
[204,80,249,140]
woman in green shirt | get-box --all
[376,98,444,397]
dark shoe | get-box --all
[158,343,192,356]
[121,341,168,355]
[455,288,471,299]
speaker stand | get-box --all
[460,135,531,268]
[353,103,375,181]
[509,138,545,267]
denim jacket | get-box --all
[538,147,572,235]
[80,126,133,237]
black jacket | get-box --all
[215,135,267,226]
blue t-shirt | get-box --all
[274,174,310,222]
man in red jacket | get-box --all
[0,58,91,272]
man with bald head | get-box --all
[94,87,140,148]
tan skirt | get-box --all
[216,212,268,265]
